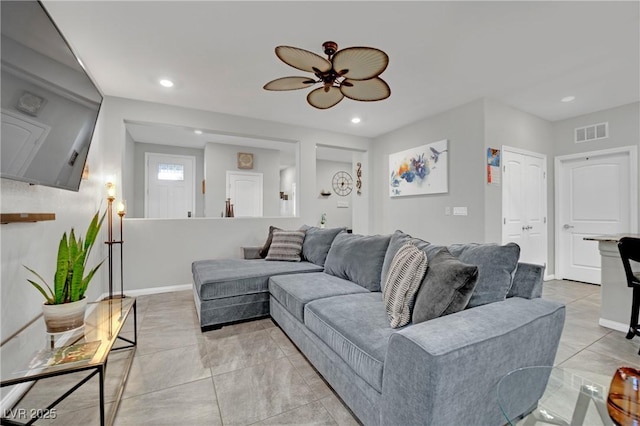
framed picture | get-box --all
[237,152,254,169]
[389,139,448,197]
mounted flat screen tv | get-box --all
[1,0,103,191]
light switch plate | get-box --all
[453,207,468,216]
[444,206,451,216]
[337,201,349,208]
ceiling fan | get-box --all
[264,41,390,110]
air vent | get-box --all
[575,122,608,143]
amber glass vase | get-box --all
[608,367,640,426]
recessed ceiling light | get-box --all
[159,79,174,88]
[561,96,575,103]
[351,117,361,124]
[194,130,203,135]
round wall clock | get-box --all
[332,171,353,196]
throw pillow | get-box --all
[448,242,520,308]
[383,243,428,328]
[412,248,479,324]
[324,232,392,291]
[380,230,431,288]
[259,226,281,258]
[301,226,346,267]
[265,230,306,262]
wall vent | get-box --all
[575,122,608,143]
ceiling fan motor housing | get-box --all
[322,41,338,57]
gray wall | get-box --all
[372,99,486,244]
[131,142,205,218]
[204,143,284,218]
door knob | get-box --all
[563,224,574,229]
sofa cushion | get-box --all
[266,230,306,262]
[259,225,281,258]
[305,292,396,392]
[269,272,369,322]
[300,226,346,267]
[324,233,391,291]
[192,259,322,301]
[383,243,428,328]
[447,242,520,308]
[380,230,431,287]
[412,248,479,324]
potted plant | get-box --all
[320,213,327,229]
[24,210,105,333]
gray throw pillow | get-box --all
[448,242,520,308]
[380,230,431,288]
[324,233,391,291]
[383,243,428,328]
[301,226,346,266]
[259,226,281,258]
[412,248,479,324]
[265,230,305,262]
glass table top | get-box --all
[1,297,135,385]
[497,366,615,426]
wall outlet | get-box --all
[453,207,468,216]
[444,206,451,216]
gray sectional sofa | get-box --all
[192,227,565,425]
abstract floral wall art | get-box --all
[389,139,448,197]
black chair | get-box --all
[618,237,640,351]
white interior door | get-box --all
[226,171,263,217]
[556,147,637,284]
[145,153,196,218]
[502,147,547,268]
[1,109,50,176]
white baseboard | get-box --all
[544,274,555,281]
[599,318,629,333]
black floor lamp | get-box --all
[105,182,126,299]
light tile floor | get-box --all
[6,280,639,425]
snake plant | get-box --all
[24,210,105,305]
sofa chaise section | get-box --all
[192,258,322,330]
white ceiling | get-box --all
[42,1,639,138]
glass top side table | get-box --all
[497,366,614,426]
[1,297,137,426]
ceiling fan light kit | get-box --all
[264,41,390,109]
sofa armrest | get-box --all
[381,297,565,426]
[242,246,263,259]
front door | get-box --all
[145,153,196,218]
[556,147,637,284]
[502,147,547,268]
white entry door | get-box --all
[145,153,196,218]
[226,171,263,217]
[556,147,637,284]
[502,147,548,268]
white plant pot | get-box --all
[320,223,326,229]
[42,298,87,334]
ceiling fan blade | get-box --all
[332,47,389,81]
[264,76,317,91]
[275,46,332,73]
[307,86,344,109]
[340,77,391,102]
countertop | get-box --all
[583,234,640,242]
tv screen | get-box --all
[1,0,103,191]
